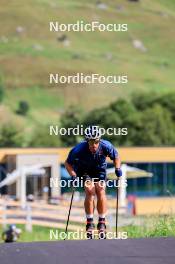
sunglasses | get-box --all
[88,139,100,144]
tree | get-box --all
[83,107,122,144]
[132,92,160,111]
[60,106,83,146]
[0,76,4,103]
[110,99,136,120]
[134,105,175,146]
[58,92,175,147]
[29,125,60,147]
[158,93,175,120]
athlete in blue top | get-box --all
[65,125,122,238]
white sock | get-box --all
[99,214,106,218]
[86,214,93,219]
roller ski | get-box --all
[86,220,95,239]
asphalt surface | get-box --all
[0,237,175,264]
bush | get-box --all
[122,215,175,238]
[16,101,30,116]
[0,123,24,147]
[29,125,60,147]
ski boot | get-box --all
[86,220,95,239]
[97,219,106,239]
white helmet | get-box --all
[84,125,101,141]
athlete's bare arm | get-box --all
[113,156,121,169]
[65,161,77,177]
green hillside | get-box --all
[0,0,175,130]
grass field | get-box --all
[0,0,175,129]
[0,215,175,242]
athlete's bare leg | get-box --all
[95,181,107,215]
[95,180,107,238]
[84,180,95,215]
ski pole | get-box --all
[64,186,75,240]
[116,178,119,238]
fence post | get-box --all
[26,204,32,232]
[2,201,7,230]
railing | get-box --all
[0,199,118,231]
[0,199,84,231]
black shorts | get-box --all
[76,171,107,185]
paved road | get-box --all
[0,237,175,264]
